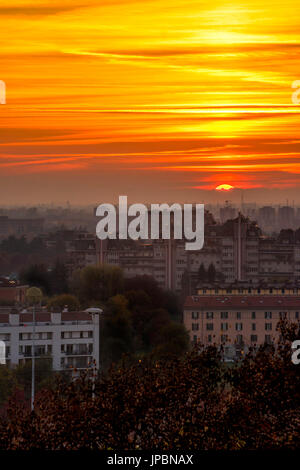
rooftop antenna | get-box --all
[241,189,244,213]
[237,212,242,282]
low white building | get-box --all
[0,309,100,371]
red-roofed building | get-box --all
[184,293,300,359]
[0,278,28,304]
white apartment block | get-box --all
[0,310,100,371]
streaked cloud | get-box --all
[1,0,300,203]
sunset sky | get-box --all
[1,0,300,205]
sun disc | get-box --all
[216,184,234,191]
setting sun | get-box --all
[215,184,235,191]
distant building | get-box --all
[278,206,295,229]
[0,310,100,371]
[219,202,236,224]
[183,292,300,359]
[65,212,300,293]
[0,216,44,239]
[258,206,276,231]
[66,232,98,275]
[0,278,28,305]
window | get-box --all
[221,312,228,319]
[24,345,32,357]
[235,323,243,331]
[279,312,287,320]
[265,312,272,319]
[252,312,256,319]
[206,312,213,319]
[19,333,31,340]
[221,334,228,343]
[265,323,272,331]
[252,323,256,331]
[236,334,243,344]
[221,323,228,331]
[265,335,272,344]
[193,335,197,343]
[251,335,257,342]
[236,312,242,319]
[192,311,199,319]
[207,335,212,343]
[192,323,199,331]
[61,332,72,339]
[296,312,299,319]
[206,323,214,331]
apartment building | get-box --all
[0,309,100,371]
[64,212,300,293]
[0,216,44,239]
[183,293,300,358]
[66,232,98,275]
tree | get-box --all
[47,294,80,312]
[198,263,206,282]
[207,263,216,284]
[125,275,181,319]
[141,308,170,351]
[1,321,299,450]
[0,330,299,449]
[14,357,54,400]
[71,265,124,304]
[102,295,134,366]
[20,264,51,295]
[152,322,190,358]
[0,366,16,407]
[124,275,163,308]
[49,260,69,295]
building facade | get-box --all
[0,278,28,305]
[64,212,300,293]
[0,310,100,371]
[0,216,44,239]
[183,292,300,358]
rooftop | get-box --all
[184,295,300,309]
[0,311,95,324]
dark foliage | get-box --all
[0,321,299,450]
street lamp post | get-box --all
[26,287,43,412]
[31,302,36,412]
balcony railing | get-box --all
[61,350,92,356]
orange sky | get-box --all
[0,0,300,204]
